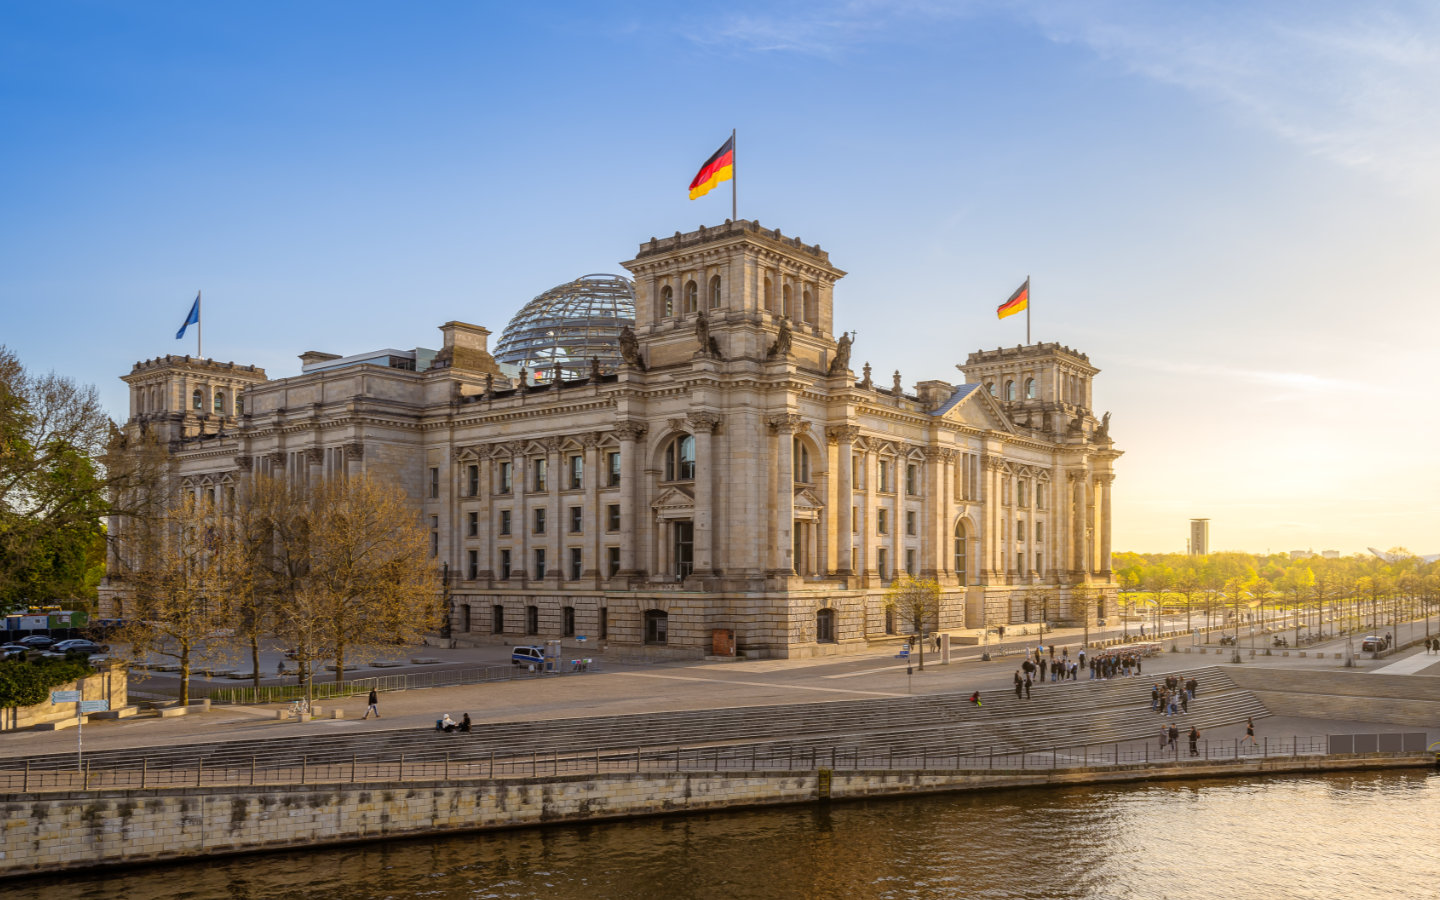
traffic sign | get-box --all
[78,700,109,714]
[51,690,81,703]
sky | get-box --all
[2,1,1437,556]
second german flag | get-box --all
[997,278,1029,320]
[689,136,734,200]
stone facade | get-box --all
[101,219,1121,657]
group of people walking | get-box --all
[1090,651,1144,679]
[1158,722,1203,756]
[1013,645,1085,698]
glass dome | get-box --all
[493,274,636,383]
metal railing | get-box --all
[4,733,1426,795]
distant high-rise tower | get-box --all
[1189,518,1210,555]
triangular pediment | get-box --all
[936,384,1015,433]
[650,485,695,511]
[794,487,824,510]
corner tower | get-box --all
[621,220,846,372]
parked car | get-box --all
[511,645,546,667]
[1,645,28,660]
[16,635,54,649]
[1360,634,1389,652]
[51,638,109,655]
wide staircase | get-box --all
[10,667,1268,775]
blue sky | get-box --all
[3,1,1437,554]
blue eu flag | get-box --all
[176,293,200,339]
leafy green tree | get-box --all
[885,575,940,670]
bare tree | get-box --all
[885,575,940,670]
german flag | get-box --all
[997,278,1029,320]
[688,136,734,200]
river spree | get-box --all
[17,770,1440,899]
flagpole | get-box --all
[1025,276,1030,345]
[731,128,737,222]
[197,290,203,359]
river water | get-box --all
[17,770,1440,900]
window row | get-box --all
[488,504,623,536]
[487,603,608,640]
[986,378,1039,402]
[434,452,624,500]
[661,276,724,317]
[486,546,623,581]
[185,387,242,416]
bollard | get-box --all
[141,758,147,790]
[399,752,405,782]
[251,756,256,786]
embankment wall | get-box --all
[1,754,1429,878]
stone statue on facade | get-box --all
[589,356,601,380]
[694,311,722,358]
[766,317,793,360]
[827,331,852,375]
[1096,411,1111,441]
[618,325,646,371]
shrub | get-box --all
[0,657,95,708]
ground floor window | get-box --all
[599,607,609,639]
[673,520,694,578]
[526,605,539,634]
[644,609,668,644]
[562,606,575,637]
[492,604,504,634]
[816,608,835,643]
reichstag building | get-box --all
[102,220,1121,657]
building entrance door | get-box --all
[673,520,694,578]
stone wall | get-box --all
[1,754,1428,878]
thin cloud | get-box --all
[1115,354,1368,393]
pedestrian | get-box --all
[1241,716,1257,749]
[1135,655,1142,675]
[1077,648,1086,669]
[1014,670,1024,700]
[362,688,380,719]
[1039,657,1048,682]
[1188,726,1200,757]
[459,713,472,733]
[1159,726,1168,749]
[969,691,982,707]
[1168,724,1179,751]
[1024,672,1033,700]
[1186,676,1198,700]
[1151,684,1160,712]
[1180,692,1189,714]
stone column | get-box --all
[688,412,721,576]
[859,440,875,581]
[614,422,646,576]
[582,433,601,579]
[1070,471,1087,578]
[476,453,493,579]
[921,447,944,578]
[766,414,802,576]
[343,442,364,479]
[544,437,562,582]
[1098,473,1114,577]
[826,426,858,576]
[304,447,323,486]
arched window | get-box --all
[954,521,968,583]
[213,390,226,415]
[1025,378,1036,400]
[684,280,698,314]
[708,275,722,308]
[661,285,674,317]
[986,382,996,397]
[781,284,792,318]
[816,608,835,643]
[644,609,668,644]
[764,277,774,312]
[235,395,244,416]
[802,288,816,324]
[1004,380,1016,401]
[664,434,696,481]
[192,389,204,411]
[792,437,810,483]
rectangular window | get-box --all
[1035,552,1044,573]
[429,467,440,499]
[534,508,546,534]
[877,508,889,535]
[569,506,583,533]
[533,458,547,491]
[492,604,504,634]
[878,460,891,493]
[569,547,583,580]
[468,511,479,537]
[906,549,916,575]
[1016,551,1025,573]
[499,461,513,493]
[1035,522,1044,542]
[851,506,858,533]
[607,503,621,532]
[607,451,621,486]
[569,455,583,490]
[905,510,916,536]
[467,464,479,497]
[429,515,438,558]
[607,546,621,576]
[852,455,862,490]
[499,509,512,535]
[906,463,918,496]
[599,606,609,639]
[563,606,576,637]
[1017,519,1026,542]
[467,550,478,580]
[877,548,888,579]
[526,605,539,635]
[1037,482,1047,510]
[500,549,512,579]
[534,549,546,579]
